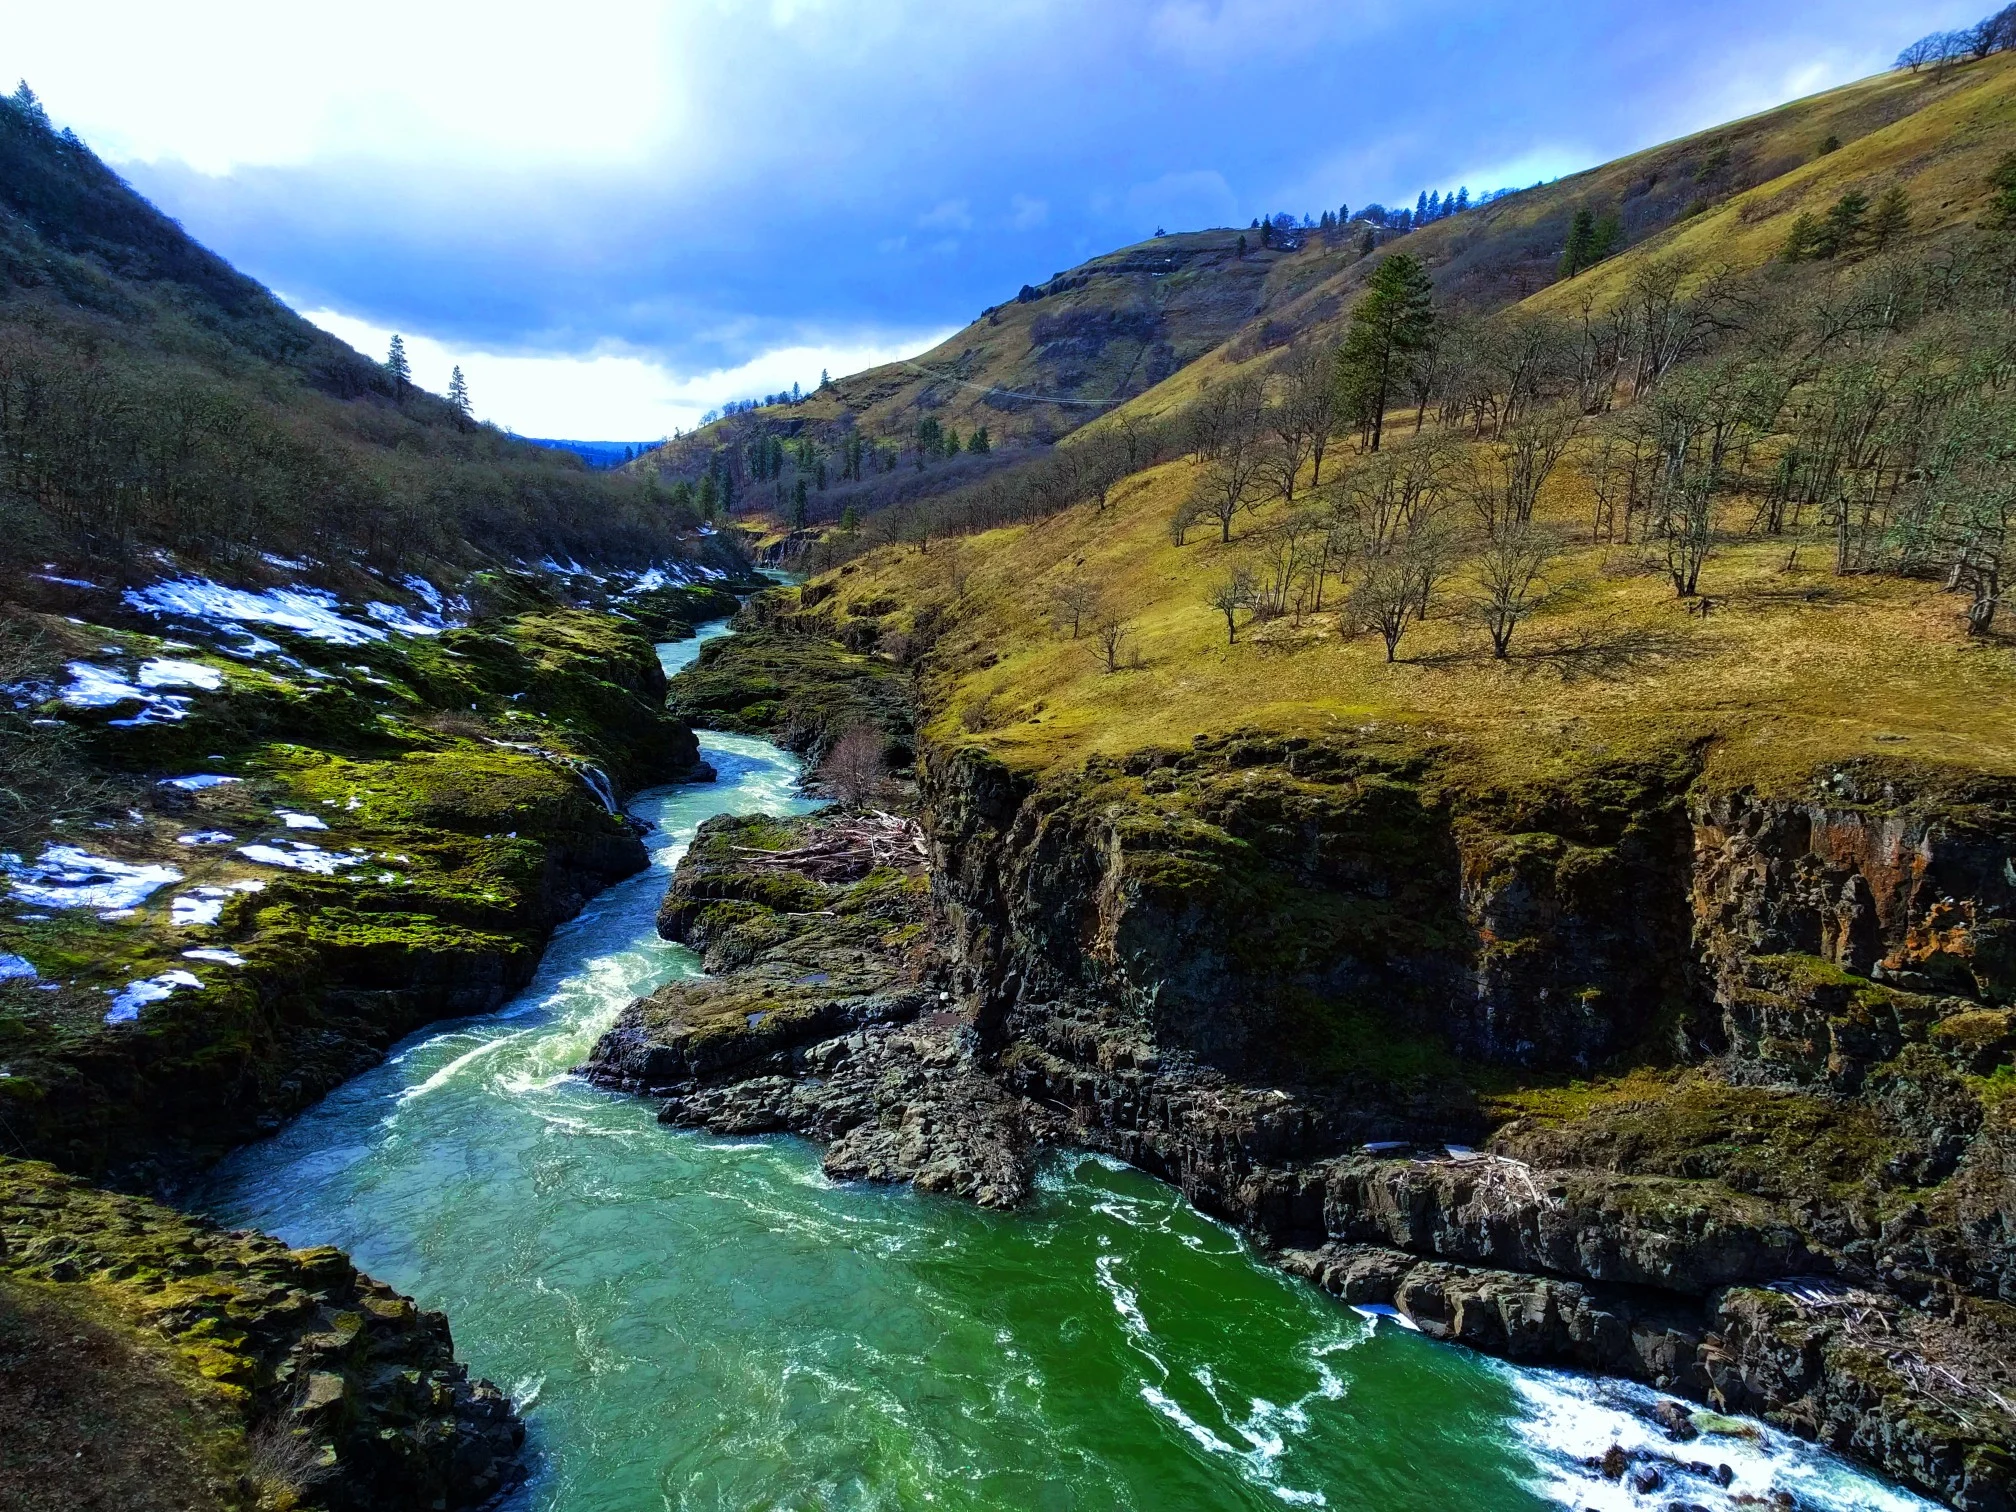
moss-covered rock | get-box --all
[665,627,912,763]
[0,1157,523,1511]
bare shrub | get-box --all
[815,723,889,807]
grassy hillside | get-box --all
[802,457,2016,796]
[0,86,724,584]
[1096,53,2016,429]
[784,54,2016,801]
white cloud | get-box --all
[3,1,678,174]
[918,198,974,230]
[1008,193,1049,230]
[298,306,951,438]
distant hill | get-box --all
[0,85,728,584]
[521,438,665,470]
[651,51,2007,498]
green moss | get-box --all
[666,627,912,759]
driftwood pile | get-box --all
[729,810,929,882]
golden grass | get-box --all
[822,445,2016,793]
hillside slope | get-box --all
[1098,52,2016,428]
[0,86,728,582]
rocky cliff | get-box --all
[590,614,2016,1508]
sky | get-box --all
[3,1,1972,438]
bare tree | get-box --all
[1473,525,1558,658]
[1048,574,1104,638]
[1207,564,1258,643]
[1463,404,1581,535]
[1092,612,1133,673]
[816,723,889,807]
[1192,431,1269,542]
[1351,547,1422,661]
[1168,495,1203,546]
[1282,341,1342,486]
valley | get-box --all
[6,26,2016,1512]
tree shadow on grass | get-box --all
[1405,620,1694,682]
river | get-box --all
[193,622,1938,1512]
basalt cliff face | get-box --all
[590,619,2016,1509]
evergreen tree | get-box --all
[791,380,801,402]
[1814,189,1871,257]
[820,368,831,388]
[1560,208,1597,278]
[1779,213,1822,262]
[1869,185,1912,249]
[1416,191,1429,221]
[1590,210,1623,261]
[1454,186,1470,213]
[1339,202,1349,223]
[1334,253,1435,453]
[697,472,717,515]
[840,504,861,535]
[385,334,411,397]
[1261,218,1273,247]
[969,426,991,454]
[790,478,808,528]
[1357,228,1376,257]
[9,82,48,128]
[1237,233,1248,257]
[944,427,961,456]
[447,365,471,426]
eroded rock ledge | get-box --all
[0,1158,522,1511]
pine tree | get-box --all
[840,504,861,535]
[1590,211,1624,261]
[1415,191,1429,222]
[1237,233,1248,257]
[1779,213,1822,262]
[1339,203,1349,224]
[1454,186,1470,213]
[1261,218,1273,247]
[1869,185,1912,249]
[1813,189,1870,257]
[385,335,411,397]
[791,478,809,528]
[944,427,961,457]
[447,365,471,426]
[969,426,991,454]
[1559,208,1597,278]
[1334,253,1435,453]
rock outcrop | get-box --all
[0,1158,524,1511]
[589,615,2016,1507]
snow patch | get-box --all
[274,810,329,831]
[125,578,389,646]
[137,658,223,691]
[104,969,202,1024]
[182,948,246,967]
[169,880,265,928]
[160,773,240,790]
[0,952,37,982]
[177,831,237,846]
[237,842,369,874]
[4,846,181,910]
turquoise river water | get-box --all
[194,625,1939,1512]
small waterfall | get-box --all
[572,761,618,814]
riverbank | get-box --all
[0,567,755,1508]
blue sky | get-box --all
[4,1,1969,436]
